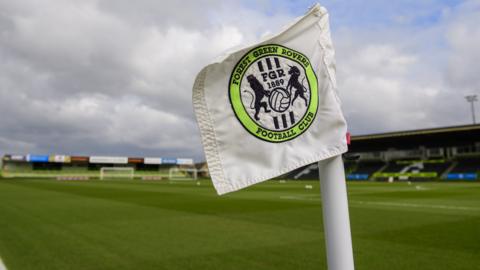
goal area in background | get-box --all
[100,167,134,180]
[168,167,198,181]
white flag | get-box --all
[193,4,347,195]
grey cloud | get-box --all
[445,1,480,91]
[0,0,478,162]
[0,0,293,161]
[336,1,480,135]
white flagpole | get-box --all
[318,155,355,270]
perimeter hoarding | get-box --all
[346,174,369,180]
[176,158,194,165]
[446,173,477,180]
[373,172,438,178]
[10,155,26,162]
[49,155,71,163]
[128,157,144,164]
[70,156,89,163]
[89,156,128,164]
[143,158,194,165]
[161,158,178,165]
[26,155,49,163]
[144,158,162,165]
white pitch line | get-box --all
[279,195,320,201]
[350,200,480,211]
[279,195,480,211]
[0,257,7,270]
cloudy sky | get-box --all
[0,0,479,161]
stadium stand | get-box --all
[353,161,386,174]
[290,164,319,180]
[381,162,405,173]
[346,161,385,180]
[422,160,451,175]
[280,124,480,182]
[445,155,480,180]
[450,156,480,173]
[351,125,480,181]
[0,155,196,179]
[2,124,479,182]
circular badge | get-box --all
[229,44,318,143]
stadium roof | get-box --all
[349,124,480,152]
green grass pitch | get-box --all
[0,179,478,270]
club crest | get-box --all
[229,44,318,142]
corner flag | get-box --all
[192,4,347,195]
[192,4,355,269]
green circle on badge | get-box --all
[229,44,318,143]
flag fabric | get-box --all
[192,3,347,195]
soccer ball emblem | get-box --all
[268,88,291,113]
